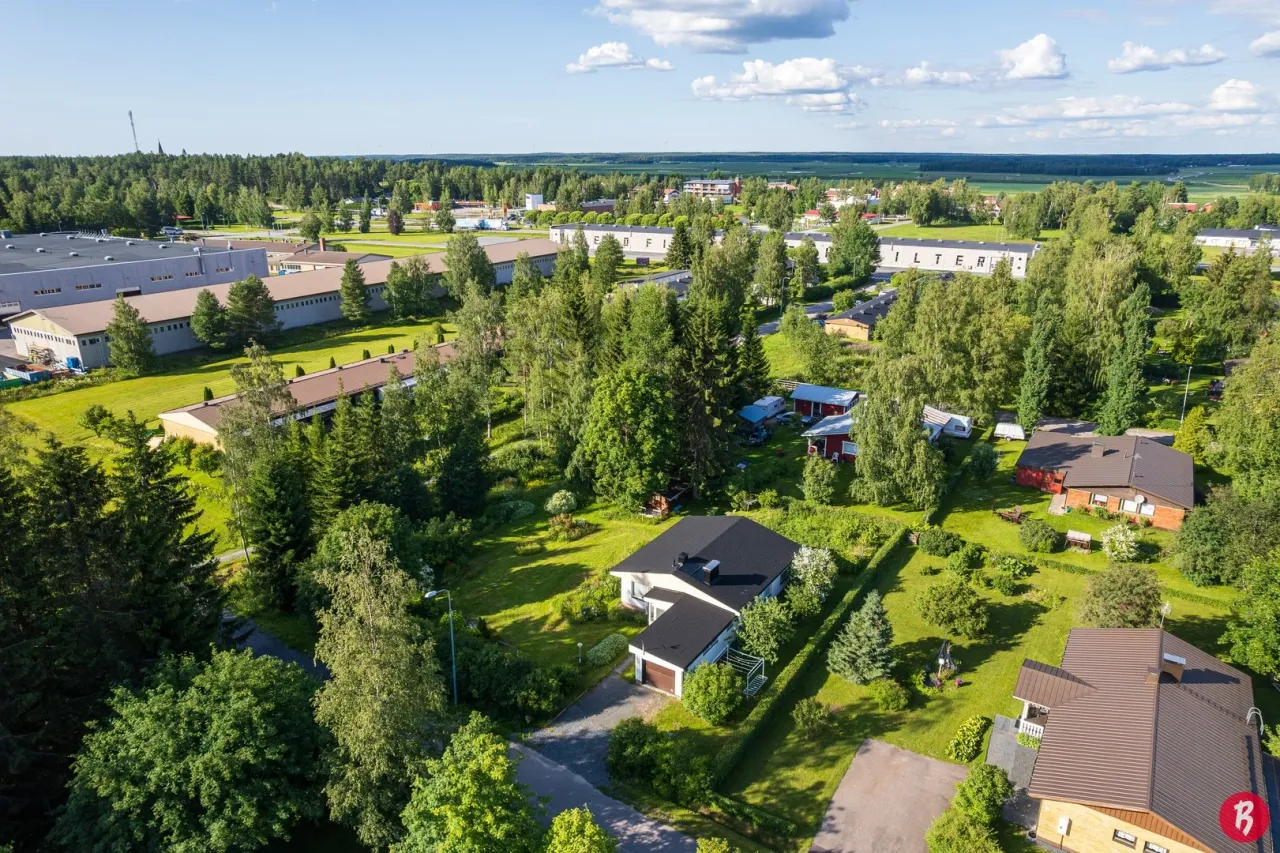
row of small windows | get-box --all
[75,283,103,291]
[184,271,201,277]
[18,328,72,345]
[151,274,174,281]
[1110,829,1166,853]
[33,287,63,295]
[149,322,189,335]
[215,267,231,273]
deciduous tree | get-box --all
[1079,564,1162,628]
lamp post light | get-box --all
[424,589,458,705]
[578,642,584,665]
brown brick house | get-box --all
[1012,629,1274,853]
[1014,433,1193,530]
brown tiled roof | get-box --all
[279,249,391,266]
[163,343,457,430]
[1015,432,1194,509]
[1012,659,1095,708]
[1025,628,1271,853]
[198,239,317,254]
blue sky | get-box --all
[2,0,1277,155]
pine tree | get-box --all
[1017,297,1056,430]
[358,199,372,233]
[339,258,371,324]
[828,592,896,684]
[667,219,695,270]
[225,274,279,346]
[105,295,156,376]
[190,289,229,350]
[1097,283,1150,436]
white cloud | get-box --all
[1204,0,1280,26]
[877,118,961,137]
[978,94,1194,126]
[1208,79,1263,110]
[1107,41,1226,73]
[1252,31,1280,56]
[594,0,853,53]
[902,61,979,86]
[566,42,672,73]
[691,57,872,112]
[998,34,1069,80]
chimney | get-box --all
[318,236,326,252]
[702,559,721,585]
[1161,652,1186,683]
[672,551,688,570]
[1091,441,1105,459]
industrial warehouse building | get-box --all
[1194,227,1280,255]
[5,239,557,370]
[550,223,1038,278]
[0,231,269,317]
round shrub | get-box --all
[682,662,744,725]
[1018,517,1061,553]
[916,576,989,639]
[917,528,963,557]
[954,764,1013,825]
[1101,523,1139,562]
[945,543,985,580]
[966,442,999,481]
[791,698,834,740]
[545,490,578,517]
[586,633,629,667]
[866,678,910,712]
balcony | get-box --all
[1016,716,1045,740]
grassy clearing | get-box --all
[326,242,442,258]
[876,223,1066,243]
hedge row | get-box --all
[710,526,909,784]
[1033,557,1226,608]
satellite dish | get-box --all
[1135,495,1146,503]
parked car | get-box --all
[746,426,772,447]
[776,411,798,425]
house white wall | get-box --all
[550,224,833,263]
[878,240,1035,278]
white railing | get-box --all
[1017,718,1045,740]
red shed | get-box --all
[790,384,859,419]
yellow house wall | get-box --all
[10,314,73,336]
[1036,799,1205,853]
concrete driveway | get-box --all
[513,743,695,853]
[759,299,833,335]
[810,739,967,853]
[527,663,670,789]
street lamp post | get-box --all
[424,589,458,705]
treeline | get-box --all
[918,154,1280,176]
[1249,173,1280,194]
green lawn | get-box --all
[876,223,1066,243]
[326,242,443,258]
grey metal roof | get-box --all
[549,223,833,243]
[1199,227,1279,240]
[1015,432,1194,509]
[791,384,859,407]
[629,595,736,670]
[1027,629,1271,853]
[803,412,854,438]
[877,236,1039,254]
[0,232,241,275]
[829,289,898,325]
[611,516,798,612]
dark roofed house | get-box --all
[824,289,898,341]
[1013,628,1274,853]
[1014,432,1194,530]
[611,516,799,700]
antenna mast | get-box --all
[128,111,140,153]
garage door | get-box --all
[643,660,677,694]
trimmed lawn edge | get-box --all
[711,528,909,784]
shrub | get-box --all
[917,528,963,557]
[419,512,473,571]
[831,288,859,313]
[548,517,594,541]
[558,574,621,624]
[682,663,745,725]
[1265,724,1280,758]
[79,403,113,436]
[916,670,944,696]
[757,488,782,509]
[545,489,578,517]
[1022,585,1066,609]
[189,444,223,475]
[919,562,942,576]
[953,764,1012,825]
[736,596,794,664]
[945,542,985,580]
[1080,563,1163,628]
[966,442,999,481]
[487,500,535,525]
[866,678,910,712]
[925,807,1001,853]
[586,633,629,667]
[945,715,991,762]
[455,634,575,724]
[1101,523,1139,562]
[786,546,838,618]
[1019,517,1061,553]
[697,840,733,853]
[802,455,837,504]
[163,435,196,467]
[1017,732,1042,750]
[917,576,989,639]
[514,539,543,556]
[791,698,833,740]
[989,572,1018,596]
[607,718,712,807]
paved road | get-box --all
[512,743,695,853]
[527,662,670,789]
[759,299,833,335]
[811,739,966,853]
[235,620,327,680]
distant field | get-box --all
[876,223,1066,243]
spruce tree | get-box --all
[105,295,156,376]
[316,389,373,523]
[190,289,229,350]
[735,310,770,405]
[225,274,279,346]
[359,199,372,233]
[242,441,312,610]
[339,258,371,324]
[667,219,694,270]
[1097,283,1150,436]
[674,296,736,493]
[828,591,896,684]
[1017,297,1056,431]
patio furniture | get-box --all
[1066,530,1092,553]
[996,505,1026,525]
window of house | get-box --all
[1112,830,1137,848]
[1121,499,1139,513]
[841,441,857,456]
[185,271,200,277]
[1140,503,1156,517]
[1142,844,1167,853]
[1092,493,1109,506]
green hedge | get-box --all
[1033,558,1226,608]
[710,527,908,784]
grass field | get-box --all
[325,242,442,258]
[877,222,1066,243]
